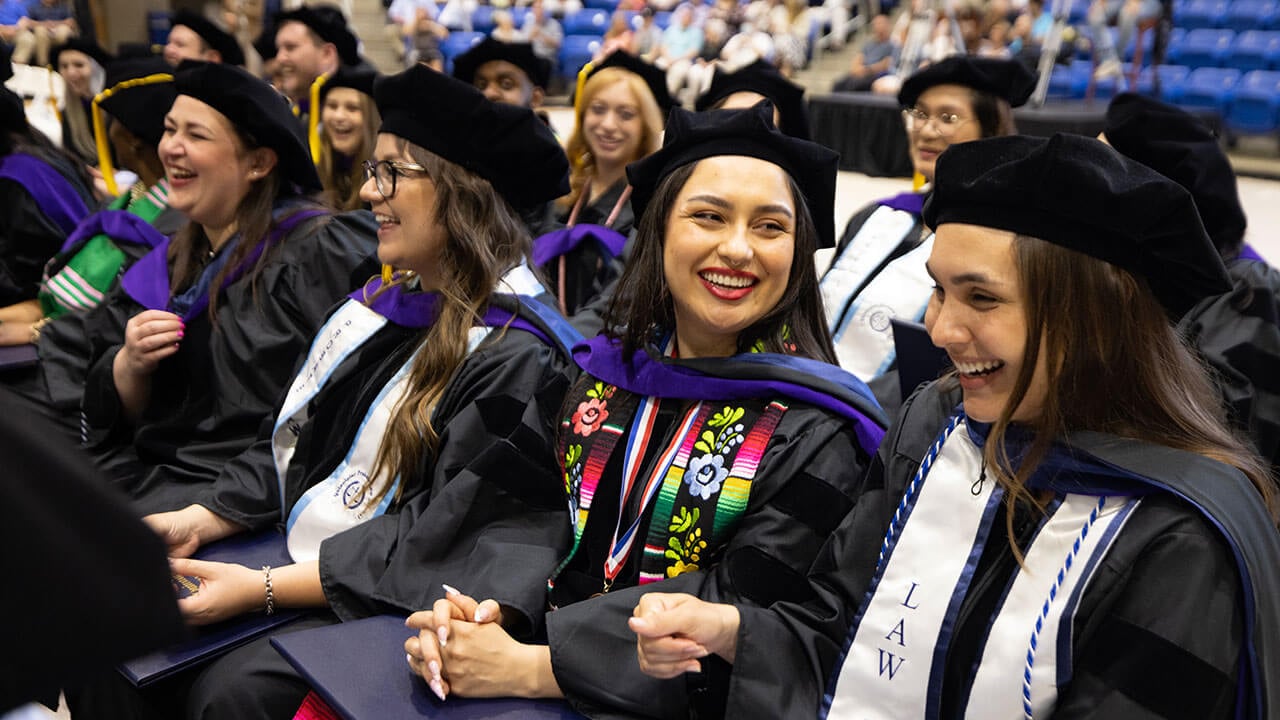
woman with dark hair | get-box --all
[313,67,380,212]
[820,55,1032,412]
[77,60,378,516]
[404,104,887,718]
[631,133,1280,719]
[90,65,577,720]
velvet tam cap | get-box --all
[587,50,674,114]
[274,5,360,66]
[627,103,839,248]
[923,133,1232,318]
[51,38,113,70]
[373,64,569,210]
[453,38,551,91]
[99,56,176,147]
[173,60,322,191]
[695,59,810,140]
[170,10,245,66]
[319,65,377,104]
[898,55,1035,109]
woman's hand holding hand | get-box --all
[629,592,741,677]
[168,558,264,626]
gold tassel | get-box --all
[381,264,393,285]
[574,61,594,117]
[91,72,174,198]
[912,171,926,192]
[308,73,328,165]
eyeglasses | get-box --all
[902,107,971,137]
[362,159,428,198]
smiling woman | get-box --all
[315,67,380,211]
[404,103,888,718]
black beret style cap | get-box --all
[1105,92,1247,259]
[588,51,674,114]
[923,133,1232,318]
[627,103,839,248]
[173,60,322,192]
[453,37,551,91]
[99,56,176,147]
[898,56,1036,109]
[51,38,114,70]
[274,4,360,67]
[254,23,277,62]
[695,59,810,140]
[374,64,569,211]
[170,10,246,67]
[319,65,378,105]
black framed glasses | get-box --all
[362,159,428,198]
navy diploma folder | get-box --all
[271,614,585,720]
[118,530,305,686]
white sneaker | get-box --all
[1094,58,1123,79]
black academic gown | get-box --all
[79,209,379,516]
[727,381,1280,719]
[542,365,878,719]
[2,205,186,439]
[1179,255,1280,476]
[74,293,577,720]
[0,148,94,306]
[545,179,634,316]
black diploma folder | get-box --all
[271,614,585,720]
[118,530,305,686]
[891,318,951,400]
[0,344,37,371]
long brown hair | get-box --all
[558,68,663,212]
[317,90,380,211]
[366,138,531,505]
[168,127,327,321]
[976,234,1277,540]
[605,160,837,363]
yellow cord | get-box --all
[308,73,328,165]
[574,61,594,117]
[91,72,174,198]
[381,264,394,284]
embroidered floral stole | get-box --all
[551,374,788,589]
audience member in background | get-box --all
[632,7,664,61]
[1090,0,1161,78]
[163,10,246,67]
[53,38,110,169]
[767,0,813,76]
[631,133,1280,720]
[73,62,377,517]
[545,54,667,315]
[821,56,1033,413]
[385,0,448,69]
[84,65,574,720]
[1102,92,1280,479]
[1,58,180,443]
[653,4,704,97]
[491,9,527,42]
[522,0,563,72]
[10,0,75,67]
[272,5,360,119]
[832,12,897,92]
[594,11,636,62]
[315,67,379,212]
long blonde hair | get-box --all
[558,67,663,212]
[366,139,532,505]
[975,234,1277,546]
[317,90,380,211]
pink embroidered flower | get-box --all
[572,398,609,436]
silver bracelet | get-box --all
[262,565,275,615]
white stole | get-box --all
[821,205,920,338]
[826,418,1139,720]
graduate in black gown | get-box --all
[820,56,1032,413]
[404,103,888,719]
[1,57,183,437]
[77,61,378,516]
[694,58,811,140]
[632,134,1280,719]
[1100,92,1280,479]
[68,65,576,720]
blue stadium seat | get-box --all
[440,31,485,74]
[583,0,621,10]
[1178,66,1241,113]
[1177,27,1236,65]
[1124,24,1158,63]
[563,8,610,34]
[653,10,673,28]
[1229,28,1280,68]
[470,5,497,34]
[1135,63,1192,99]
[1226,68,1280,129]
[1225,0,1277,29]
[1178,0,1230,28]
[558,34,602,79]
[1165,27,1188,61]
[510,6,529,25]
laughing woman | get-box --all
[83,65,577,720]
[77,61,378,516]
[405,104,887,718]
[314,67,379,211]
[631,134,1280,719]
